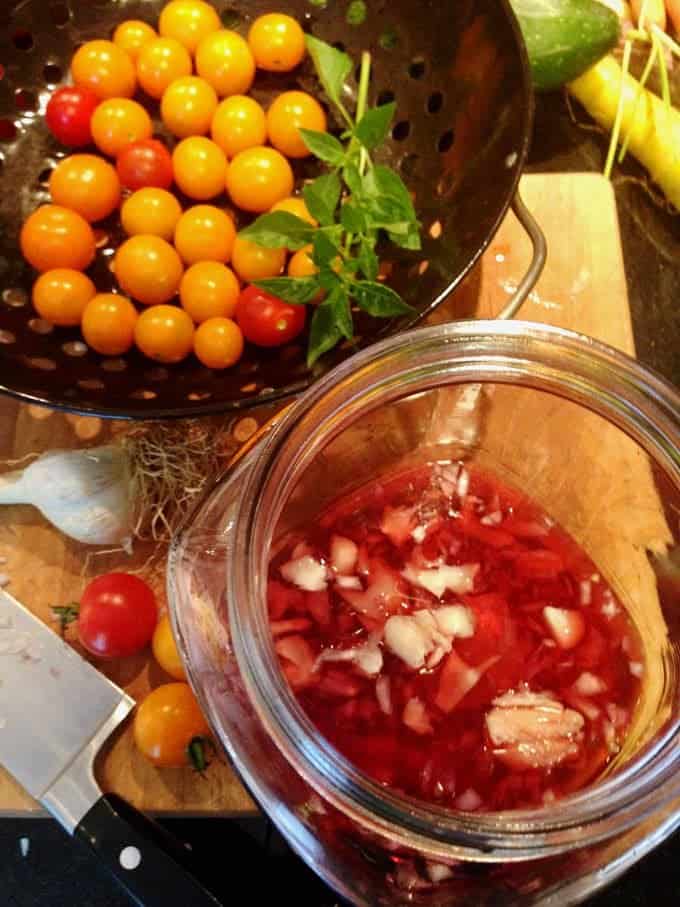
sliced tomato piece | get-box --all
[515,549,565,579]
[434,651,483,713]
[336,558,404,624]
[267,578,305,619]
[318,668,364,698]
[502,518,549,539]
[380,505,417,546]
[270,618,312,637]
[306,589,331,626]
[275,634,318,689]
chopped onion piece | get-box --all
[480,511,502,526]
[579,579,592,605]
[403,697,433,735]
[425,862,454,883]
[402,563,478,599]
[280,555,328,591]
[330,535,358,574]
[411,524,427,543]
[629,661,644,678]
[574,672,606,695]
[375,676,392,715]
[433,605,475,638]
[455,788,482,811]
[335,575,362,589]
[384,615,431,669]
[456,467,470,500]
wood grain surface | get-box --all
[0,173,654,816]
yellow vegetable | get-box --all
[568,54,680,209]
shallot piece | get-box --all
[485,689,585,769]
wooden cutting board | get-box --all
[0,172,642,816]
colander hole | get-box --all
[77,378,105,391]
[220,7,242,29]
[400,153,419,178]
[377,90,395,106]
[15,89,37,112]
[62,340,88,357]
[408,58,426,79]
[378,261,393,281]
[392,121,410,142]
[427,91,444,114]
[418,260,430,276]
[94,229,109,248]
[0,120,17,141]
[233,417,258,442]
[437,129,454,153]
[28,318,54,335]
[3,288,28,307]
[240,382,258,393]
[101,357,127,372]
[332,41,346,52]
[13,30,34,51]
[37,166,54,187]
[0,330,16,344]
[237,358,259,373]
[49,2,71,26]
[429,219,443,239]
[145,366,169,381]
[43,63,63,84]
[187,391,212,401]
[27,357,57,371]
[130,389,157,400]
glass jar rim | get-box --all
[226,320,680,861]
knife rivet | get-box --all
[119,846,142,870]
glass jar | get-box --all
[168,320,680,905]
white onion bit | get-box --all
[629,661,644,678]
[456,788,482,811]
[579,579,592,606]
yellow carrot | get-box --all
[568,54,680,208]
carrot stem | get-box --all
[604,39,633,179]
[652,29,671,107]
[618,39,659,162]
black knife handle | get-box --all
[75,793,223,907]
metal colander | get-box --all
[0,0,534,419]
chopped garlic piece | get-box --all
[280,555,328,591]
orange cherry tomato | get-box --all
[173,204,235,265]
[32,269,96,326]
[20,205,95,272]
[90,98,153,158]
[134,304,195,363]
[71,40,137,100]
[161,75,218,138]
[179,261,240,322]
[159,0,221,54]
[195,30,255,97]
[247,13,306,72]
[152,614,186,681]
[133,682,210,767]
[225,146,293,213]
[171,136,228,201]
[230,236,285,282]
[121,188,182,240]
[115,235,184,305]
[270,196,316,226]
[287,245,317,278]
[266,90,327,159]
[81,293,138,355]
[136,37,192,99]
[193,316,243,369]
[210,95,266,159]
[113,20,157,62]
[49,154,121,223]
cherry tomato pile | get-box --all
[23,3,327,370]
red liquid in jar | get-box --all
[268,463,643,811]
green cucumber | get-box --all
[510,0,621,91]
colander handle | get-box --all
[495,192,547,320]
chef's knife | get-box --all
[0,587,224,907]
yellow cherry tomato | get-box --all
[121,188,182,240]
[71,40,137,100]
[247,13,305,72]
[113,20,157,62]
[287,244,317,278]
[210,95,266,158]
[134,304,195,363]
[115,235,184,305]
[32,269,96,326]
[133,682,210,767]
[172,136,228,201]
[270,195,316,226]
[159,0,221,54]
[81,293,138,355]
[49,154,121,223]
[174,205,236,265]
[20,205,96,272]
[90,98,153,158]
[193,317,243,369]
[137,37,192,100]
[152,614,186,680]
[266,90,327,159]
[180,261,240,322]
[195,30,255,97]
[226,146,293,213]
[230,236,285,282]
[161,76,218,138]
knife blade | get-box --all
[0,588,226,907]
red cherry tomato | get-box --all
[116,139,173,191]
[78,573,158,659]
[45,86,99,147]
[235,284,306,347]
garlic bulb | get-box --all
[0,446,132,545]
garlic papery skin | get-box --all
[0,446,132,545]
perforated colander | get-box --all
[0,0,536,418]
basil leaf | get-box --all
[305,36,352,116]
[318,268,342,291]
[327,285,354,339]
[238,212,316,250]
[303,172,341,227]
[351,280,415,316]
[252,276,321,305]
[308,303,343,366]
[340,201,366,233]
[299,129,346,165]
[312,229,340,268]
[346,0,368,25]
[343,162,363,197]
[354,102,396,151]
[357,237,379,280]
[364,165,418,222]
[387,225,422,250]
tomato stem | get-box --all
[51,602,80,637]
[187,735,216,774]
